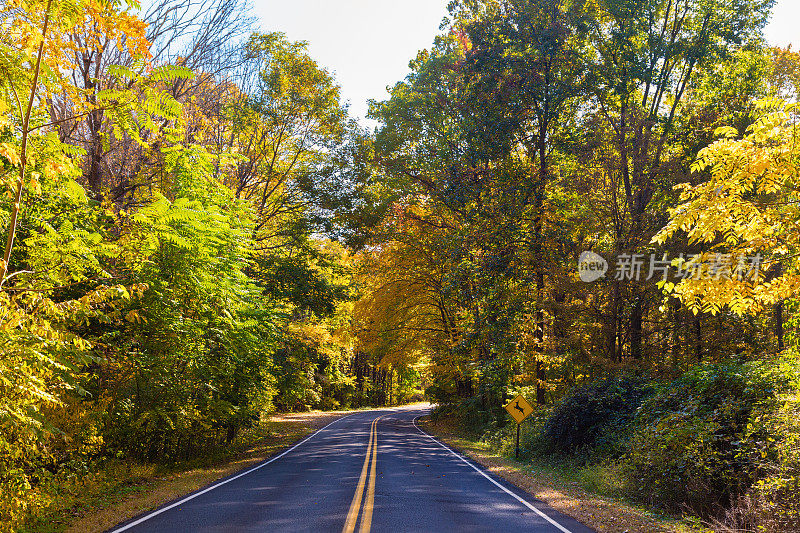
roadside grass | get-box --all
[21,411,349,533]
[420,415,709,533]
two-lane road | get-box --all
[109,406,594,533]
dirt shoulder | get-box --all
[420,416,704,533]
[58,410,353,533]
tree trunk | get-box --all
[670,298,681,367]
[606,281,620,361]
[694,316,702,362]
[773,262,784,352]
[535,271,546,404]
[630,289,643,359]
[775,302,784,352]
[1,0,53,288]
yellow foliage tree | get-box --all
[352,203,464,394]
[654,99,800,315]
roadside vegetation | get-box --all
[422,414,698,533]
[430,354,800,530]
[34,410,346,533]
[2,0,800,532]
[367,0,800,530]
[0,1,416,530]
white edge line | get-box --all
[412,415,574,533]
[109,413,356,533]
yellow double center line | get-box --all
[342,415,384,533]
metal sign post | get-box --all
[504,394,534,460]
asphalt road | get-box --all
[109,406,595,533]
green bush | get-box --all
[620,355,800,515]
[539,375,654,459]
[717,391,800,532]
[430,396,493,436]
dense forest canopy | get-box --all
[2,0,800,530]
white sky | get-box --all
[766,0,800,50]
[251,0,451,125]
[250,0,800,126]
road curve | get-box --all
[108,406,595,533]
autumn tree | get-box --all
[581,0,774,360]
[353,202,466,402]
[654,100,800,321]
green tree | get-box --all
[583,0,774,359]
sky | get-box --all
[250,0,451,125]
[251,0,800,126]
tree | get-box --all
[654,99,800,318]
[353,203,463,401]
[217,32,350,248]
[47,0,252,201]
[452,0,590,402]
[583,0,774,359]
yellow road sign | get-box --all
[505,394,534,424]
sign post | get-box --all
[504,394,534,459]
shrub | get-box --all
[716,391,800,532]
[430,396,493,436]
[539,375,654,458]
[620,355,800,516]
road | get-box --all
[109,406,595,533]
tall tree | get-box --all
[586,0,774,359]
[452,0,590,402]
